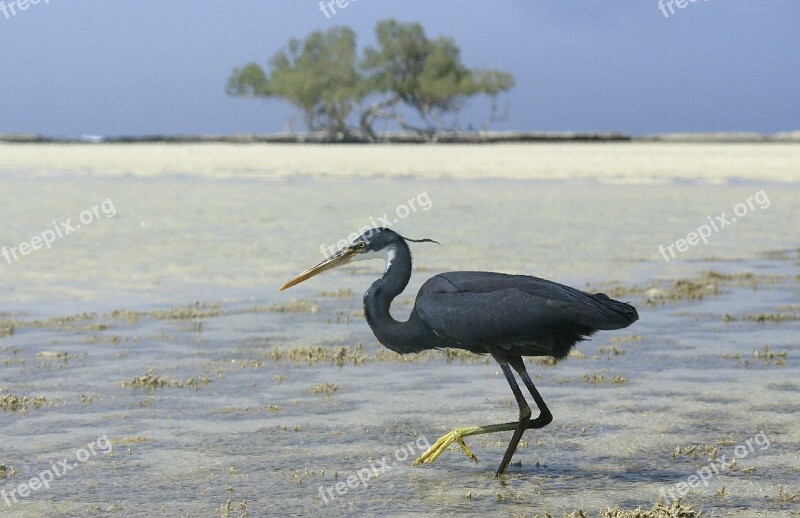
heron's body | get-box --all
[279,227,638,475]
[364,236,637,357]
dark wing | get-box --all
[414,272,638,359]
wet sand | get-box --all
[1,142,800,183]
[1,144,799,517]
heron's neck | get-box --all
[364,242,411,318]
[364,242,415,353]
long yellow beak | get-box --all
[277,246,358,291]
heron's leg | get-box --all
[413,357,532,476]
[411,421,528,464]
[509,356,553,429]
[494,362,532,475]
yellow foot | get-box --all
[412,427,478,466]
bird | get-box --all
[278,227,639,476]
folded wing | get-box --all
[414,272,638,359]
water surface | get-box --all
[1,144,798,517]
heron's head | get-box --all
[277,227,437,291]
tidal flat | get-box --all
[1,144,798,516]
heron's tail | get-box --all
[591,293,639,329]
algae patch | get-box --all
[672,444,719,460]
[110,301,227,322]
[317,288,355,298]
[0,321,14,339]
[0,464,17,479]
[525,498,700,518]
[268,299,319,313]
[123,369,212,390]
[0,393,47,413]
[723,312,799,323]
[600,497,699,517]
[588,270,788,307]
[721,345,788,366]
[582,372,627,385]
[110,436,151,446]
[262,343,487,367]
[310,382,338,395]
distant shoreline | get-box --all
[2,130,799,144]
[2,140,797,183]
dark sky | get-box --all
[1,0,798,136]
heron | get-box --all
[278,227,638,475]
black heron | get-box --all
[278,227,638,475]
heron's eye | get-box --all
[356,242,367,251]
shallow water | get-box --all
[1,144,799,517]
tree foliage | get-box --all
[227,20,514,141]
[227,26,363,136]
